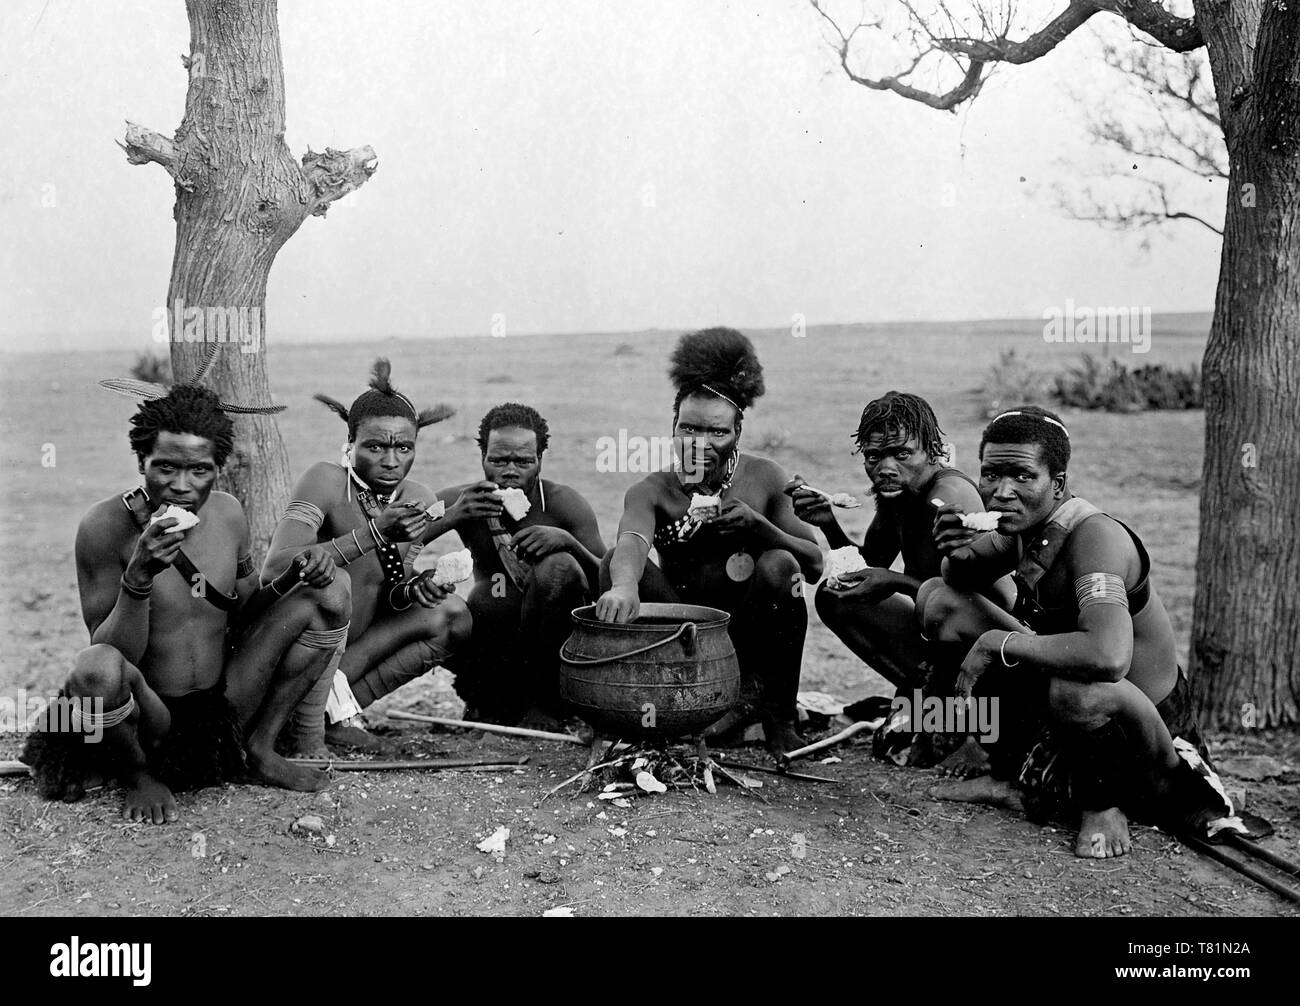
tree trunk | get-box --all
[122,0,375,558]
[1191,0,1300,729]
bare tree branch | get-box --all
[1091,0,1202,52]
[931,1,1101,63]
[118,121,195,191]
[302,145,379,216]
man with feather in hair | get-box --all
[595,328,823,755]
[265,360,471,756]
[23,361,353,823]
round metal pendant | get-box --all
[725,551,755,582]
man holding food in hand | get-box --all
[24,380,352,823]
[791,391,1007,728]
[426,403,606,728]
[596,328,822,755]
[268,360,470,754]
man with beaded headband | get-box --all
[265,359,470,754]
[595,327,822,755]
[23,358,352,823]
[916,405,1236,858]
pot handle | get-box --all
[559,621,697,667]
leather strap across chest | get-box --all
[121,488,240,613]
[352,485,409,594]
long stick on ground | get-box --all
[778,720,875,766]
[289,757,529,772]
[1181,834,1300,905]
[0,761,30,778]
[387,709,586,744]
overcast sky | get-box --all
[0,1,1223,351]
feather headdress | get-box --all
[98,344,286,414]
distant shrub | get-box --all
[131,353,172,386]
[750,427,789,452]
[1052,355,1201,411]
[612,343,639,357]
[982,348,1048,417]
[484,373,514,384]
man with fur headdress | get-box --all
[24,377,352,823]
[265,360,470,755]
[595,327,823,755]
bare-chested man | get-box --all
[917,406,1233,858]
[266,360,471,754]
[790,391,1001,707]
[595,328,823,755]
[23,385,351,824]
[426,403,606,727]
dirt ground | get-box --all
[3,666,1297,918]
[3,321,1298,916]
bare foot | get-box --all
[324,720,385,754]
[286,743,331,761]
[1076,807,1131,859]
[123,770,179,825]
[764,721,803,758]
[248,748,328,792]
[929,776,1024,811]
[937,736,991,778]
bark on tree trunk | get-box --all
[1191,0,1300,728]
[121,0,375,558]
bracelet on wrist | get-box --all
[121,575,152,600]
[388,582,413,611]
[1000,630,1021,668]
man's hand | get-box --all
[708,499,759,536]
[512,525,574,561]
[933,503,979,557]
[825,566,897,604]
[292,545,336,588]
[125,517,187,585]
[409,570,456,608]
[955,632,1001,699]
[595,585,639,624]
[785,475,837,530]
[374,499,430,543]
[446,481,504,527]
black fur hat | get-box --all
[668,327,765,417]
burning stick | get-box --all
[387,709,586,744]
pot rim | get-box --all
[568,602,731,630]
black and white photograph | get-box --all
[1,0,1297,953]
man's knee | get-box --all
[814,581,848,626]
[916,577,959,636]
[67,644,129,700]
[531,552,585,596]
[754,549,800,592]
[306,569,352,625]
[430,594,473,645]
[1048,677,1117,729]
